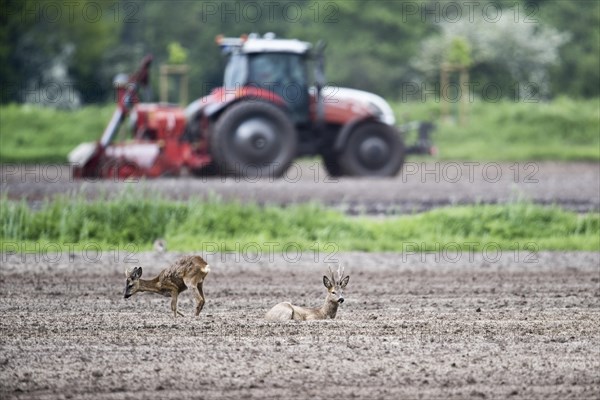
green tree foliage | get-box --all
[1,0,598,104]
[414,3,569,99]
[288,1,432,97]
[1,0,119,105]
[446,37,472,67]
[536,0,600,97]
[167,42,189,65]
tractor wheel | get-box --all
[338,122,404,177]
[321,151,343,177]
[210,101,297,178]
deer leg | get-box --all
[170,291,183,317]
[195,283,205,316]
[186,282,205,317]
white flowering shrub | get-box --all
[413,9,569,99]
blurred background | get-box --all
[1,0,598,253]
[1,0,598,163]
[3,0,599,103]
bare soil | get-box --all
[1,251,599,399]
[1,161,599,214]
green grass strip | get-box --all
[0,104,114,163]
[1,192,598,252]
[392,96,600,161]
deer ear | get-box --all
[323,275,333,289]
[340,276,349,288]
[131,266,143,279]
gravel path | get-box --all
[1,251,599,399]
[1,161,599,214]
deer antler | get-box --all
[337,264,345,281]
[328,265,336,285]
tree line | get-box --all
[1,0,598,107]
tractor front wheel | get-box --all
[338,122,404,177]
[210,101,297,178]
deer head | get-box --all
[323,265,349,304]
[123,266,143,299]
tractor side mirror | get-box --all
[314,40,327,91]
[313,40,327,129]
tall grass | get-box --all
[392,97,600,161]
[1,192,598,251]
[0,104,113,163]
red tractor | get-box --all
[70,34,434,179]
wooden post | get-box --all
[440,63,450,124]
[440,63,469,126]
[459,66,468,127]
[160,65,168,103]
[159,64,190,105]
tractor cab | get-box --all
[220,33,312,124]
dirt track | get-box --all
[1,161,599,214]
[1,251,599,399]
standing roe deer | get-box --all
[123,255,209,317]
[265,265,349,321]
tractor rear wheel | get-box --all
[338,122,404,177]
[211,101,297,178]
[321,151,343,177]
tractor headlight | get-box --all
[368,102,383,118]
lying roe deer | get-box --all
[265,265,349,321]
[123,255,209,317]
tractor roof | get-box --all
[217,33,312,55]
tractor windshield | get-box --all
[247,53,309,123]
[247,53,307,92]
[224,53,248,89]
[223,51,310,123]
